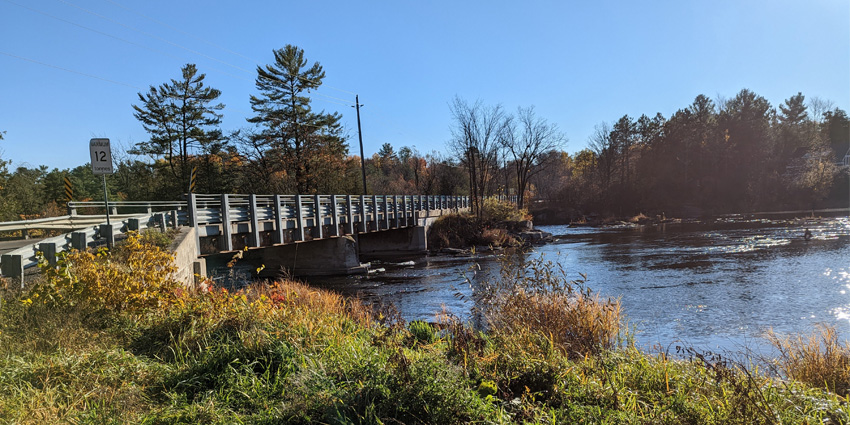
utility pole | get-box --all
[354,95,368,195]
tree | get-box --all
[248,45,348,194]
[501,106,566,209]
[132,64,225,195]
[448,97,507,216]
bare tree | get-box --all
[448,97,508,216]
[501,106,567,209]
[588,122,615,192]
[807,96,835,123]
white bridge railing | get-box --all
[0,194,469,283]
[188,193,469,253]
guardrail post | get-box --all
[249,194,260,248]
[295,195,305,241]
[39,242,57,267]
[68,203,77,216]
[313,194,323,239]
[100,224,115,248]
[1,254,24,288]
[170,210,178,229]
[345,195,355,235]
[155,213,166,232]
[220,194,233,251]
[273,195,284,244]
[330,195,340,237]
[71,232,88,251]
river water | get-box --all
[309,217,850,354]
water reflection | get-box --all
[309,217,850,353]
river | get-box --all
[309,217,850,354]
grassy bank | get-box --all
[1,233,848,423]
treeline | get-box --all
[447,91,849,218]
[557,91,850,216]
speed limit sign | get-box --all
[89,138,114,175]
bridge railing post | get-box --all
[345,195,355,235]
[313,194,323,239]
[383,196,390,230]
[359,195,367,233]
[249,194,260,248]
[330,195,340,237]
[273,195,284,244]
[295,195,305,242]
[369,195,377,232]
[220,194,233,251]
[401,196,408,227]
[392,195,399,228]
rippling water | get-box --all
[310,217,850,353]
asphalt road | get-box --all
[0,239,43,256]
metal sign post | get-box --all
[90,138,115,245]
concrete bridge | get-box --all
[0,194,469,285]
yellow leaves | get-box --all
[30,232,182,312]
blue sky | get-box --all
[1,0,848,171]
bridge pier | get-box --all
[357,226,428,257]
[208,235,367,278]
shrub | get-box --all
[427,214,482,249]
[766,324,850,395]
[480,198,530,223]
[30,232,181,312]
[408,320,438,345]
[475,256,621,359]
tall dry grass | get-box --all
[474,256,621,359]
[766,324,850,396]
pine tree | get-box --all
[132,64,224,195]
[248,45,347,194]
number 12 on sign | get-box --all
[89,138,114,175]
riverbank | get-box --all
[1,234,848,423]
[427,199,553,253]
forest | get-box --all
[0,44,848,223]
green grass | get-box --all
[1,249,849,423]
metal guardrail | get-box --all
[0,211,180,285]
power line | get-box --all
[101,0,358,97]
[58,0,255,74]
[101,0,259,64]
[59,0,356,104]
[3,0,184,62]
[0,50,140,89]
